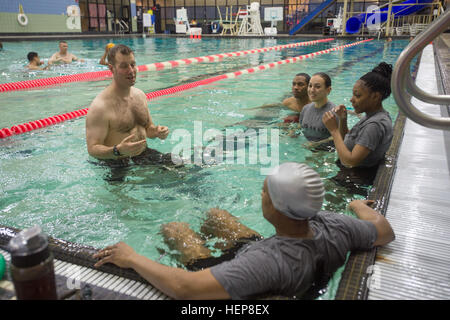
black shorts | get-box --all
[100,147,175,168]
[185,235,263,271]
[332,160,380,195]
[95,148,179,182]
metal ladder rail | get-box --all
[115,19,128,35]
[391,9,450,130]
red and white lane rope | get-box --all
[144,39,372,99]
[0,39,373,139]
[0,38,334,93]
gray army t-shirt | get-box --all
[299,101,337,141]
[344,110,393,168]
[210,211,377,299]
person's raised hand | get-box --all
[156,125,169,140]
[322,111,339,133]
[333,104,348,120]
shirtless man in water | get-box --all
[85,44,169,162]
[26,52,48,70]
[224,73,310,141]
[281,73,311,122]
[258,73,310,111]
[282,73,311,113]
[249,73,310,124]
[48,40,85,65]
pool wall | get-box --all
[0,0,81,34]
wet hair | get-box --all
[295,73,311,84]
[59,40,68,45]
[107,44,134,65]
[359,62,393,100]
[312,72,331,88]
[27,52,38,62]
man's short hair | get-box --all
[107,44,134,65]
[27,52,38,62]
[295,73,311,84]
[59,40,68,45]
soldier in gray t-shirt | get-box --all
[298,72,346,148]
[210,210,377,299]
[93,162,395,300]
[343,110,393,168]
[299,101,338,142]
[323,62,394,181]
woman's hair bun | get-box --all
[372,62,393,81]
[360,62,393,100]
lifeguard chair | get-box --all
[237,2,263,36]
[217,6,238,35]
[175,7,201,36]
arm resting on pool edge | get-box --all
[349,200,395,247]
[93,242,231,300]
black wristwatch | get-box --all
[113,145,121,157]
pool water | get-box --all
[0,37,409,299]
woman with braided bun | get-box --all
[322,62,394,186]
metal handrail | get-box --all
[118,19,129,34]
[391,9,450,130]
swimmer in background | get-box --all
[48,40,85,65]
[255,73,311,122]
[281,73,311,122]
[99,43,115,66]
[26,52,48,70]
[229,73,310,135]
[86,44,170,165]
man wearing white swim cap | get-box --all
[94,162,394,300]
[266,162,325,220]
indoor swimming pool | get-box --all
[0,36,410,299]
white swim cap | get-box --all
[267,162,325,220]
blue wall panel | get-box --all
[131,1,136,17]
[0,0,78,15]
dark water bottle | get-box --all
[9,225,57,300]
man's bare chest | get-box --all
[110,100,149,132]
[57,54,73,62]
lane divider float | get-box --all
[0,108,89,138]
[0,39,373,139]
[0,39,334,93]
